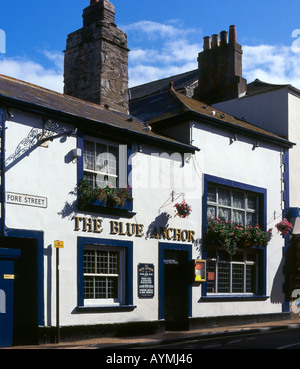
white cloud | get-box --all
[1,23,300,97]
[127,20,201,87]
[0,51,64,93]
[123,20,193,40]
[243,44,300,88]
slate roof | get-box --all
[129,69,198,101]
[246,79,300,97]
[0,74,198,153]
[130,86,294,148]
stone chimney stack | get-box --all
[63,0,129,114]
[194,25,247,105]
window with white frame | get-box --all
[83,139,119,188]
[206,250,258,294]
[83,246,124,305]
[207,185,259,226]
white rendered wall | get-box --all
[191,120,285,318]
[3,108,287,327]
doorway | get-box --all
[160,245,191,331]
[0,249,20,347]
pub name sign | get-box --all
[73,216,195,242]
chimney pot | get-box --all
[220,30,228,44]
[229,25,237,43]
[211,34,219,48]
[203,36,211,50]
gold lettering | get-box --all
[159,227,167,240]
[136,224,144,238]
[150,227,159,239]
[173,228,182,241]
[118,222,127,236]
[83,217,93,232]
[126,223,135,237]
[94,218,103,233]
[167,228,173,240]
[181,230,189,242]
[110,221,119,235]
[74,216,82,231]
[188,230,195,243]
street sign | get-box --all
[54,241,64,249]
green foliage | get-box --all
[206,218,272,255]
[77,178,132,208]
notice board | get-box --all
[138,264,154,299]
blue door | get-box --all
[0,249,21,348]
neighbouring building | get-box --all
[0,0,295,347]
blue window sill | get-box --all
[76,305,137,313]
[78,199,136,218]
[201,295,269,302]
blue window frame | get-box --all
[77,133,133,214]
[77,237,135,311]
[202,175,267,299]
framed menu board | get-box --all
[138,264,155,299]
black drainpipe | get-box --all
[0,108,6,238]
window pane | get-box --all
[109,252,119,274]
[217,262,230,293]
[95,277,107,299]
[95,143,107,173]
[84,172,95,188]
[218,207,231,221]
[246,265,257,293]
[95,173,108,188]
[84,277,94,299]
[107,277,119,298]
[97,251,108,274]
[207,186,217,203]
[233,210,245,225]
[247,195,257,210]
[207,206,216,219]
[107,146,118,176]
[83,140,95,170]
[84,250,95,274]
[246,212,257,227]
[232,264,244,293]
[218,188,231,207]
[233,191,244,209]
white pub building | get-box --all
[0,0,295,347]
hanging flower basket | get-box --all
[174,199,192,218]
[275,218,293,236]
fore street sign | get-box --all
[6,192,48,209]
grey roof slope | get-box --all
[129,69,198,101]
[130,87,294,148]
[0,74,198,153]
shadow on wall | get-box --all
[145,212,171,239]
[270,258,285,304]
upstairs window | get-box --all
[207,185,259,226]
[83,139,119,188]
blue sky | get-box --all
[1,0,300,92]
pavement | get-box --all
[3,317,300,349]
